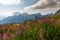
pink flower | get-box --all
[24,25,30,29]
[3,34,7,40]
[40,18,50,23]
[10,34,14,38]
[40,29,44,39]
[16,30,19,35]
[16,26,20,30]
[16,30,23,35]
[19,30,23,35]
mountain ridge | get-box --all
[0,12,53,24]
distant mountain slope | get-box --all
[51,9,60,19]
[0,12,53,24]
[0,12,42,24]
[38,9,60,26]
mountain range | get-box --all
[0,12,53,24]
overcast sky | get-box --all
[0,0,60,20]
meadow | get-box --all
[0,10,60,40]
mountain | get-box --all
[54,9,60,17]
[0,12,42,24]
[51,9,60,19]
[0,12,53,24]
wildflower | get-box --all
[3,34,7,40]
[19,30,23,35]
[16,30,19,35]
[24,25,30,29]
[16,26,20,30]
[10,34,14,39]
[40,29,44,40]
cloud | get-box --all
[24,0,60,10]
[0,0,22,5]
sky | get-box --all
[0,0,60,20]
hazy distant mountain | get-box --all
[0,12,53,24]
